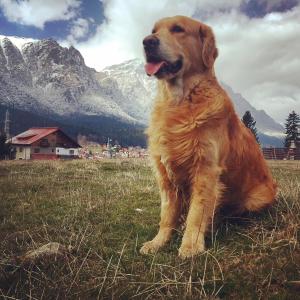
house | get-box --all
[10,127,81,160]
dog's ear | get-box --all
[199,24,218,68]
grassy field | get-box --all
[0,159,299,299]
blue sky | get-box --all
[0,0,299,123]
[0,0,104,41]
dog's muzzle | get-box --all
[143,38,183,77]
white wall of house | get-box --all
[13,146,79,159]
[15,146,31,160]
[56,148,79,156]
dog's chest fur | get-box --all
[147,99,204,184]
[147,81,229,185]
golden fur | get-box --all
[140,16,277,258]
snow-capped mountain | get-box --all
[221,83,284,135]
[0,36,135,121]
[0,36,284,146]
[0,35,36,51]
[98,60,156,123]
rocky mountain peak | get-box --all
[22,39,85,70]
[1,37,23,63]
[0,43,9,79]
[19,38,100,105]
[0,37,32,86]
[68,45,85,65]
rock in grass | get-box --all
[0,242,73,286]
[20,242,72,264]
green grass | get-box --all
[0,159,299,299]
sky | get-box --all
[0,0,299,124]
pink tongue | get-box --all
[145,61,165,76]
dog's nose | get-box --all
[143,35,159,50]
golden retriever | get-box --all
[140,16,277,259]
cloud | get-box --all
[241,0,300,17]
[66,18,92,44]
[262,0,299,12]
[73,0,243,70]
[0,0,81,29]
[209,7,300,123]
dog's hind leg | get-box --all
[243,182,277,212]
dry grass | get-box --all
[0,159,299,299]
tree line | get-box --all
[0,132,10,159]
[242,110,299,149]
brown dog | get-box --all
[140,16,277,259]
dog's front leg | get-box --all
[140,160,180,255]
[178,167,221,259]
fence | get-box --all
[262,148,300,160]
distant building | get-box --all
[262,147,300,160]
[10,127,81,160]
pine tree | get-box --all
[0,132,9,159]
[284,110,300,149]
[242,111,260,144]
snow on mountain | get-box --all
[0,35,36,51]
[0,36,284,145]
[99,59,156,123]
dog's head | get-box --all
[143,16,218,80]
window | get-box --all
[40,138,50,147]
[52,148,54,153]
[19,147,23,152]
[69,149,74,155]
[34,148,40,153]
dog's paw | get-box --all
[140,240,161,255]
[178,243,205,259]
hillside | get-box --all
[0,105,146,146]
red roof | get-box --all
[11,127,80,147]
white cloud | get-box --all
[67,18,91,44]
[74,0,243,70]
[0,0,81,29]
[209,7,300,123]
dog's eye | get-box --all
[171,25,185,33]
